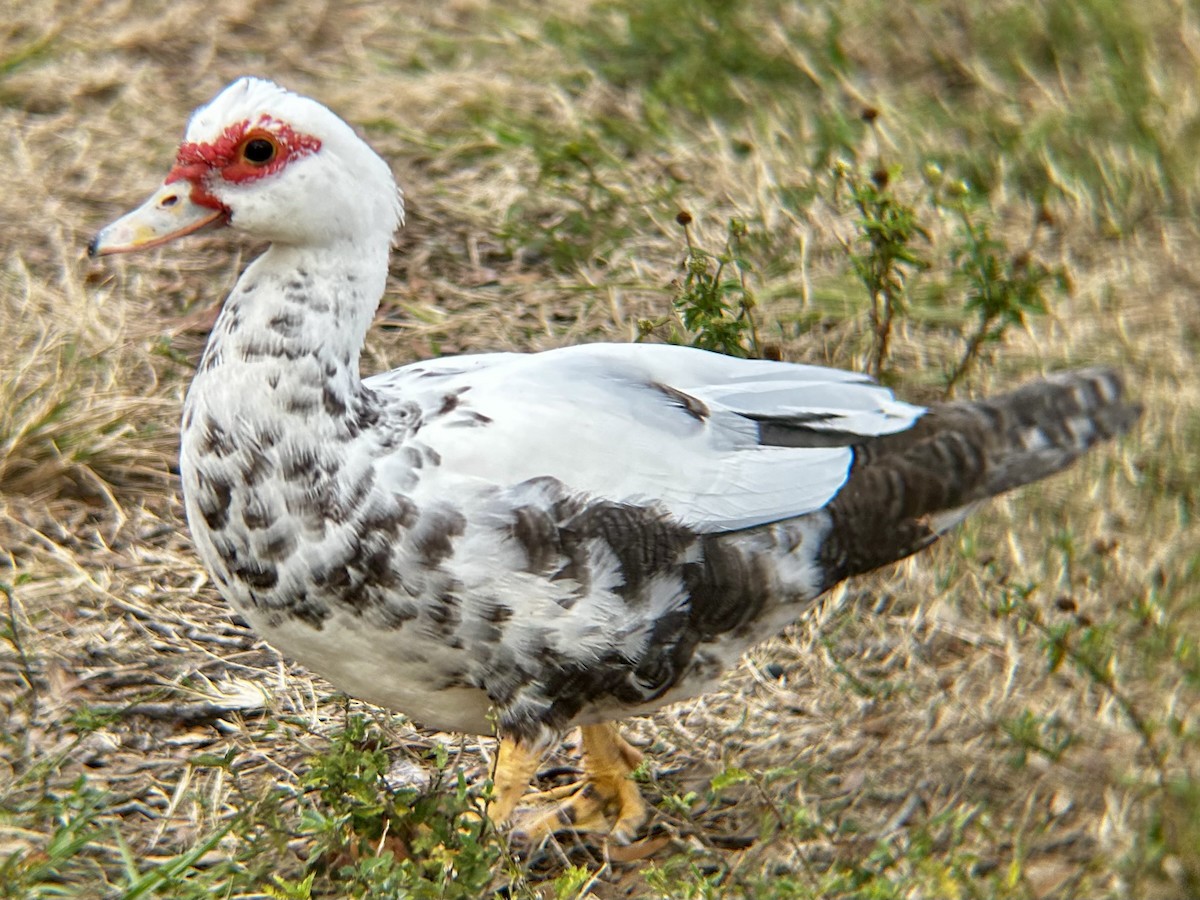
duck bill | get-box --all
[88,181,226,257]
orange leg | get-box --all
[512,722,649,845]
[487,735,546,827]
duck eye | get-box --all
[242,137,276,165]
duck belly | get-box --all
[250,608,497,734]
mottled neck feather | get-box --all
[190,238,389,413]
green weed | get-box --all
[639,213,762,357]
[1001,709,1076,768]
[0,778,108,900]
[834,157,928,380]
[936,186,1064,395]
[823,121,1061,389]
[296,714,502,899]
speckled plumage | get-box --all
[96,79,1139,808]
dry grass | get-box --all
[2,0,1198,897]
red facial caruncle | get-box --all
[166,116,322,211]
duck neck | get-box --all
[186,237,391,433]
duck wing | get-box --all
[365,342,924,533]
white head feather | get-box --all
[182,77,404,248]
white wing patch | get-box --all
[366,343,924,533]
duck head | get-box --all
[90,77,404,256]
